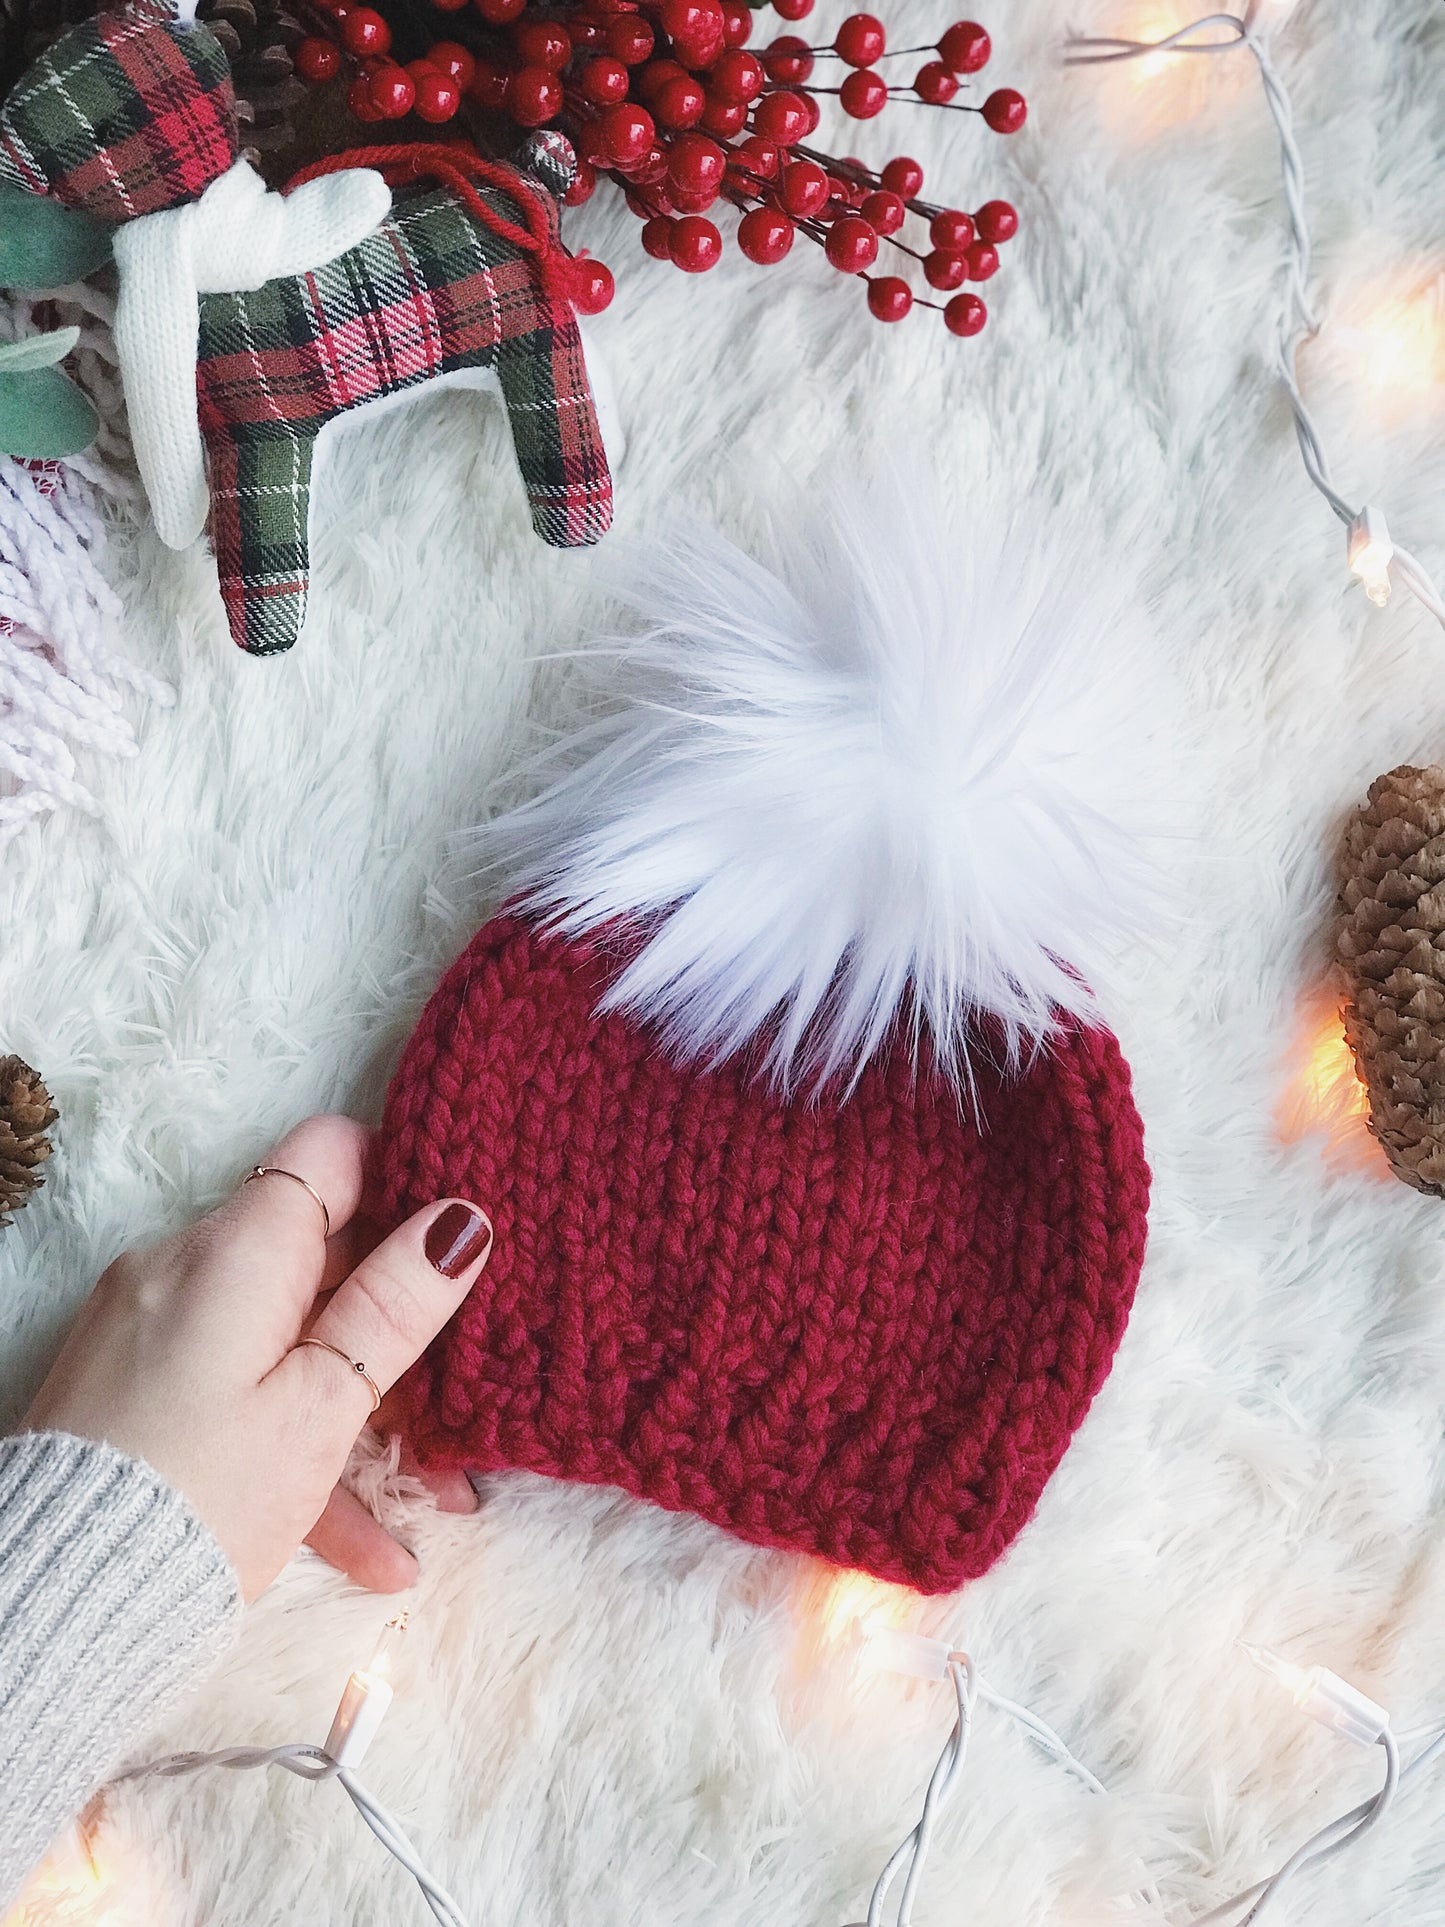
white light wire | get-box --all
[1195,1721,1426,1925]
[865,1652,978,1927]
[112,1742,474,1927]
[1064,11,1445,629]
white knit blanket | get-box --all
[2,1,1444,1921]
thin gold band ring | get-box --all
[245,1163,331,1239]
[295,1337,382,1414]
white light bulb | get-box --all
[325,1612,410,1768]
[1348,506,1395,607]
[850,1615,955,1682]
[1240,1642,1389,1747]
[364,1610,409,1684]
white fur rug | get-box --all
[5,1,1445,1921]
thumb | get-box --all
[267,1198,493,1434]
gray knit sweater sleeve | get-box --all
[0,1431,241,1907]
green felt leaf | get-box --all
[0,363,100,457]
[0,186,113,288]
[0,326,81,372]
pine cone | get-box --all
[197,0,306,175]
[0,1054,58,1225]
[1337,764,1445,1194]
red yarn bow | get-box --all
[286,141,581,312]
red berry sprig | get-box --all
[290,1,1025,337]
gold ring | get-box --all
[296,1337,381,1413]
[245,1164,331,1239]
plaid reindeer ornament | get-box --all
[0,0,613,655]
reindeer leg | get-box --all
[207,423,319,656]
[495,313,613,550]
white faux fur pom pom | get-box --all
[493,480,1166,1091]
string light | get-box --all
[13,1597,1445,1925]
[839,1616,1445,1924]
[1065,8,1445,630]
[108,1611,474,1927]
[842,1616,1120,1925]
[1239,1643,1389,1747]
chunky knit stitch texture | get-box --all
[369,918,1152,1595]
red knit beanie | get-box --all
[369,491,1155,1595]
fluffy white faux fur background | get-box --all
[4,0,1445,1920]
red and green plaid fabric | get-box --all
[0,4,236,221]
[197,180,613,655]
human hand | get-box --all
[22,1115,493,1601]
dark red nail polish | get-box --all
[425,1202,492,1278]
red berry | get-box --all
[628,144,669,185]
[779,158,829,218]
[426,40,474,87]
[571,15,602,46]
[982,87,1026,133]
[964,239,998,279]
[661,0,720,40]
[729,134,781,183]
[974,199,1017,245]
[710,48,764,103]
[368,65,413,116]
[945,291,987,335]
[431,0,468,13]
[468,53,511,107]
[580,54,630,104]
[327,4,349,20]
[938,20,990,72]
[867,275,912,322]
[509,64,563,125]
[839,68,886,117]
[513,19,571,69]
[636,58,686,102]
[662,0,724,65]
[669,214,723,271]
[411,64,460,121]
[642,216,675,260]
[764,34,814,83]
[751,88,808,144]
[702,95,748,136]
[914,61,957,104]
[565,158,598,206]
[859,188,904,236]
[653,73,707,129]
[601,100,657,163]
[737,205,794,264]
[569,257,615,315]
[772,0,813,17]
[720,0,752,46]
[880,155,923,199]
[473,0,523,20]
[349,71,385,118]
[340,6,388,55]
[923,248,966,290]
[607,15,655,63]
[824,213,878,274]
[668,132,726,196]
[929,209,974,253]
[835,12,885,66]
[295,34,340,81]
